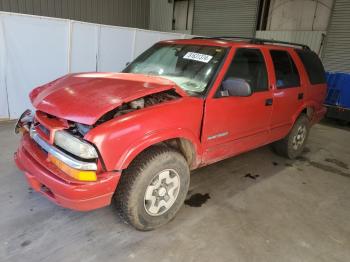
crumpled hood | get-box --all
[30,73,185,125]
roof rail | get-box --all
[192,36,310,50]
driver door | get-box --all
[201,47,273,164]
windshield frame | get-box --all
[123,43,230,97]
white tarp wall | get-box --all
[0,13,9,118]
[0,12,191,119]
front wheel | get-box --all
[114,146,190,231]
[272,114,310,159]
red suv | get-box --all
[15,37,327,230]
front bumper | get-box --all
[14,133,121,211]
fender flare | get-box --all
[292,102,317,124]
[115,128,203,170]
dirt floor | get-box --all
[0,119,349,262]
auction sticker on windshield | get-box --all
[183,52,213,63]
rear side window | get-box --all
[296,50,326,85]
[270,50,300,89]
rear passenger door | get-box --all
[269,49,304,140]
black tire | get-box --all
[272,114,310,159]
[114,146,190,231]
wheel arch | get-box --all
[293,104,316,124]
[116,129,202,171]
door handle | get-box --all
[298,93,304,100]
[265,98,273,106]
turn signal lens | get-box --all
[48,154,97,181]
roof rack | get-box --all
[192,36,310,50]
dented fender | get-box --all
[85,97,204,171]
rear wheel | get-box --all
[272,114,310,159]
[114,146,190,231]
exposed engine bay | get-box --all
[94,90,180,126]
[114,90,179,117]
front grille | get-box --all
[38,124,50,137]
[30,125,48,154]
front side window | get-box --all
[222,48,269,92]
[270,50,300,89]
[124,44,227,95]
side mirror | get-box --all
[221,78,252,97]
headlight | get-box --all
[54,130,98,159]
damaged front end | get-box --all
[15,89,180,183]
[14,109,121,210]
[13,73,186,210]
[15,110,100,182]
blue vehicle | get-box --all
[325,72,350,124]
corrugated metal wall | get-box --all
[192,0,259,37]
[256,30,326,54]
[322,0,350,73]
[149,0,173,32]
[266,0,333,31]
[0,0,150,29]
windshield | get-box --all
[123,44,227,95]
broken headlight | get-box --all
[14,109,33,134]
[54,130,98,159]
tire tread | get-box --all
[272,114,309,159]
[114,146,186,228]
